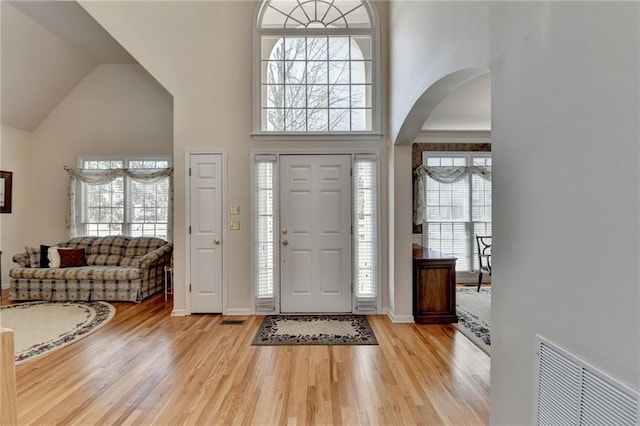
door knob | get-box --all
[213,240,221,245]
[282,239,288,246]
[282,229,288,235]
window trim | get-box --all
[76,155,173,239]
[250,148,381,315]
[421,151,492,273]
[352,153,380,313]
[252,0,382,139]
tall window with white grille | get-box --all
[423,153,492,272]
[353,155,378,312]
[255,0,379,135]
[78,157,171,239]
[254,155,277,312]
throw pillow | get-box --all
[40,244,51,268]
[58,248,86,268]
[25,247,40,268]
[48,246,70,268]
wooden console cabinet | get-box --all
[413,245,458,324]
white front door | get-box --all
[280,155,352,313]
[189,153,223,313]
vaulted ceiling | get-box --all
[1,1,490,134]
[422,73,491,132]
[1,1,137,131]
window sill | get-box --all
[251,132,383,142]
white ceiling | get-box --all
[1,1,136,131]
[421,73,491,132]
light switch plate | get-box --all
[230,205,240,215]
[230,221,240,230]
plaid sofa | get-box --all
[9,236,173,302]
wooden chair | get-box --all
[475,235,492,291]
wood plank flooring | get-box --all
[2,291,489,425]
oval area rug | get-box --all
[0,301,115,365]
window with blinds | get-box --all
[353,155,378,313]
[79,157,171,239]
[423,153,492,272]
[254,156,277,313]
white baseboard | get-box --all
[171,309,187,316]
[225,308,252,316]
[383,308,414,323]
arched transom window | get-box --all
[256,0,378,135]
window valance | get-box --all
[413,165,491,225]
[64,166,173,184]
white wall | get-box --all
[0,125,33,288]
[389,1,491,145]
[23,63,173,246]
[386,1,493,322]
[390,1,640,424]
[81,1,390,316]
[490,2,639,423]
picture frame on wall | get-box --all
[0,171,13,213]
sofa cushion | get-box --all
[88,235,130,255]
[90,266,142,281]
[9,265,142,281]
[124,237,167,257]
[86,235,129,265]
[121,237,168,267]
[10,266,94,280]
[119,256,141,267]
[59,237,100,251]
[86,253,123,266]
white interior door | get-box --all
[189,153,223,313]
[280,154,352,313]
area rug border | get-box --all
[252,314,378,346]
[455,287,491,354]
[1,300,116,365]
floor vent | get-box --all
[220,319,245,325]
[536,336,639,426]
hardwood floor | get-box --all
[2,291,489,425]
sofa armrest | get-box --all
[12,253,30,268]
[138,244,173,269]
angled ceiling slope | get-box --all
[1,1,136,131]
[421,73,491,132]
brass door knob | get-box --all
[282,239,288,246]
[213,240,221,245]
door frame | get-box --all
[184,149,227,315]
[250,148,382,315]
